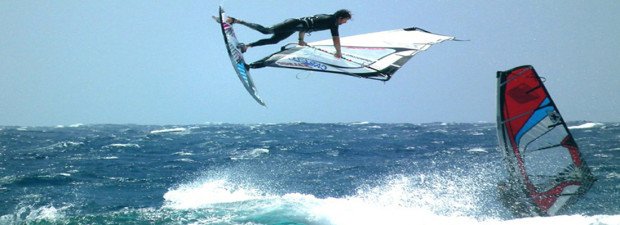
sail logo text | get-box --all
[289,57,327,70]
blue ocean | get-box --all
[1,122,618,225]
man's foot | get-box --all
[244,63,250,71]
[211,16,220,23]
[237,43,248,53]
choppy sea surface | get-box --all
[0,122,618,225]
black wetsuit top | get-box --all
[245,13,340,49]
[245,13,341,69]
[299,14,339,36]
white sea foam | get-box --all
[50,141,83,149]
[55,124,83,128]
[568,122,604,129]
[172,151,194,156]
[230,148,270,160]
[149,127,187,134]
[312,201,477,225]
[593,153,611,158]
[0,204,70,224]
[315,185,619,225]
[606,172,620,179]
[26,205,65,222]
[482,215,620,225]
[467,148,488,153]
[0,175,16,185]
[163,179,267,209]
[105,143,140,148]
[174,158,195,163]
[161,173,620,225]
[316,176,620,225]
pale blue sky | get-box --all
[1,1,618,126]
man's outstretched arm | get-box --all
[298,31,307,46]
[332,36,342,58]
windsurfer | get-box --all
[225,9,352,59]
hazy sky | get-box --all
[1,1,618,126]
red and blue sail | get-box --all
[496,65,595,216]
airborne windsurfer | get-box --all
[224,9,352,60]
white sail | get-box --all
[254,27,454,81]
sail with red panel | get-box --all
[496,65,595,216]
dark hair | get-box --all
[334,9,352,19]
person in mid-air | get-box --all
[225,9,352,59]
